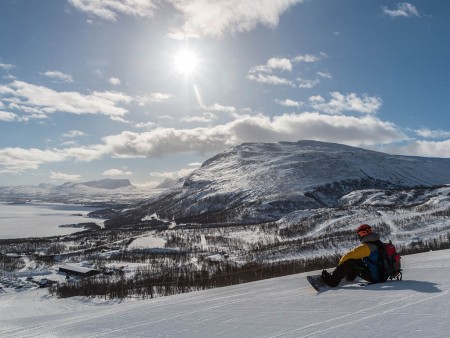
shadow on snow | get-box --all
[342,280,442,293]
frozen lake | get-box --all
[0,202,105,239]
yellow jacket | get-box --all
[338,244,371,265]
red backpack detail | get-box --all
[377,240,402,281]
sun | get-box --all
[173,49,198,76]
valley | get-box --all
[1,141,449,300]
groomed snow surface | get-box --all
[1,250,449,338]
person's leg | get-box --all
[322,259,372,287]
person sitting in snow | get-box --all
[321,224,384,287]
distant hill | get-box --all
[0,178,156,204]
[109,140,450,225]
[60,178,132,190]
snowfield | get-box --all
[1,249,449,338]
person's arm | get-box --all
[338,244,370,265]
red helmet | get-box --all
[356,224,372,238]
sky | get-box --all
[1,0,450,187]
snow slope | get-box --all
[1,249,449,338]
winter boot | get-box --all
[321,270,340,287]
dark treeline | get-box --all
[54,254,340,299]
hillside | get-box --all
[110,140,450,225]
[1,249,449,337]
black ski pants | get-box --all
[330,259,374,284]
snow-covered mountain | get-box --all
[113,140,450,225]
[0,178,160,204]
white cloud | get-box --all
[381,140,450,158]
[92,90,133,104]
[42,71,74,83]
[102,168,132,176]
[4,102,50,122]
[9,110,450,173]
[383,3,419,18]
[309,92,382,114]
[50,171,81,181]
[62,145,106,162]
[108,77,121,85]
[68,0,157,21]
[62,130,85,138]
[293,53,326,63]
[0,148,67,171]
[149,168,195,180]
[2,112,405,171]
[275,99,302,107]
[228,112,405,146]
[0,85,14,95]
[167,0,305,39]
[249,57,293,74]
[101,128,232,158]
[135,121,157,129]
[0,110,18,122]
[0,81,131,120]
[297,77,320,89]
[158,115,175,121]
[317,71,332,79]
[100,112,406,159]
[248,53,328,88]
[201,103,236,113]
[1,143,109,173]
[68,0,305,39]
[0,63,15,71]
[415,128,450,139]
[136,93,173,105]
[181,112,218,123]
[246,73,294,86]
[266,58,292,72]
